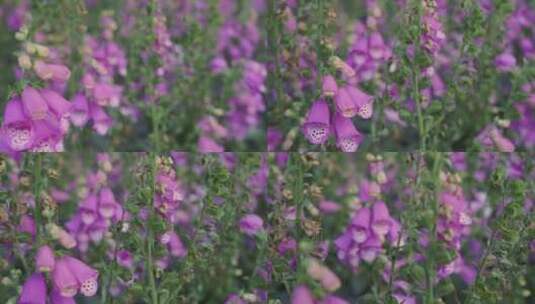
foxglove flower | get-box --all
[239,214,264,236]
[18,273,46,304]
[64,256,99,297]
[21,86,49,121]
[0,97,34,151]
[335,87,357,118]
[291,285,315,304]
[34,60,71,83]
[322,75,338,97]
[36,245,55,272]
[52,258,79,298]
[302,100,330,145]
[346,86,373,119]
[160,230,187,258]
[333,114,362,152]
[18,215,36,238]
[70,93,89,127]
[495,52,517,72]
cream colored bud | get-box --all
[18,54,32,70]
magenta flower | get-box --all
[18,273,46,304]
[160,230,187,258]
[64,256,99,297]
[70,93,89,127]
[52,258,79,298]
[346,86,373,119]
[0,97,34,151]
[36,245,55,273]
[335,86,357,118]
[495,52,517,72]
[40,89,72,126]
[322,74,338,97]
[116,250,134,269]
[291,285,315,304]
[302,100,330,145]
[34,60,71,83]
[98,187,118,219]
[371,201,392,237]
[198,136,224,152]
[80,194,99,225]
[239,214,264,236]
[333,114,362,152]
[18,215,36,238]
[21,86,49,121]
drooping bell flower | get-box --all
[494,52,517,72]
[49,289,76,304]
[93,83,121,107]
[359,236,382,262]
[40,89,72,130]
[98,187,117,219]
[333,114,362,152]
[21,87,49,121]
[18,215,36,238]
[18,273,47,304]
[368,32,386,60]
[90,104,112,135]
[302,100,330,145]
[80,194,99,225]
[160,230,187,258]
[0,98,34,151]
[490,128,515,152]
[198,136,224,152]
[322,75,338,97]
[70,94,89,127]
[36,245,55,272]
[34,61,71,83]
[307,259,341,292]
[239,214,264,236]
[335,87,357,118]
[350,207,371,243]
[52,258,79,298]
[64,256,99,297]
[371,202,392,237]
[346,86,373,119]
[168,232,187,258]
[291,285,315,304]
[30,117,63,152]
[49,224,77,249]
[116,250,134,269]
[87,218,108,243]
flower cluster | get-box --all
[302,75,374,152]
[71,12,129,135]
[436,172,472,250]
[64,154,125,253]
[334,201,401,270]
[19,247,99,302]
[0,86,71,154]
[154,156,187,259]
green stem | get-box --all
[32,154,43,245]
[146,152,159,304]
